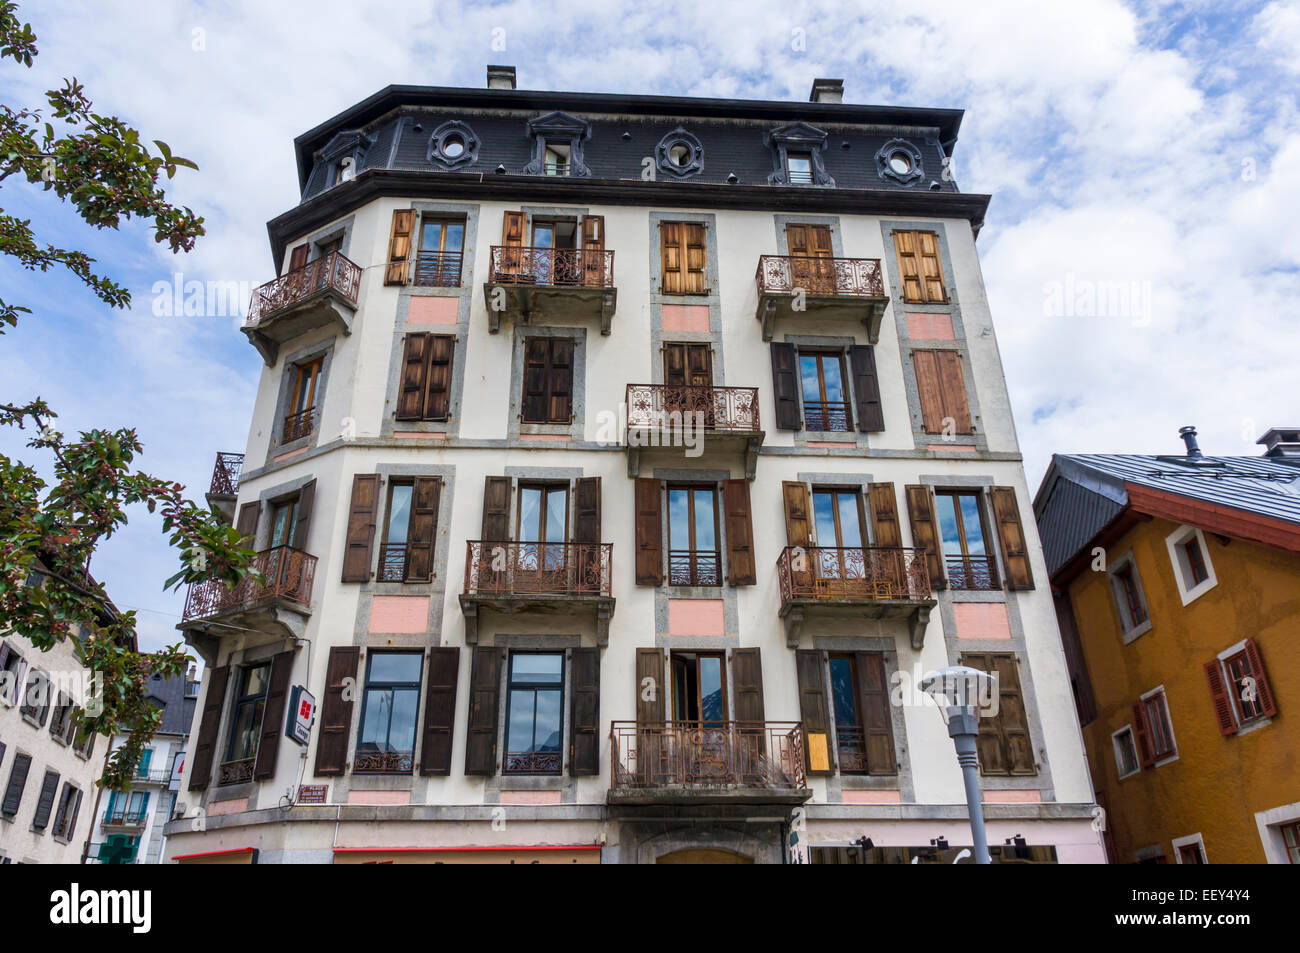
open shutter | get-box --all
[1132,700,1155,768]
[905,485,946,589]
[481,476,512,541]
[636,648,665,724]
[769,342,802,430]
[521,337,550,423]
[573,477,601,544]
[254,650,295,781]
[731,648,766,723]
[723,479,757,586]
[188,664,229,791]
[548,337,574,423]
[405,477,441,582]
[569,647,600,776]
[634,478,663,586]
[500,210,525,276]
[1203,659,1237,736]
[287,244,310,273]
[235,501,260,543]
[684,223,706,293]
[385,209,417,285]
[419,647,460,776]
[1244,638,1278,718]
[894,231,924,302]
[425,335,454,420]
[464,647,501,776]
[2,753,31,816]
[935,350,972,433]
[396,333,430,420]
[32,770,59,829]
[990,486,1034,590]
[315,647,359,776]
[795,650,833,774]
[341,474,381,582]
[856,652,897,774]
[781,481,812,548]
[850,345,884,432]
[868,483,902,548]
[581,214,606,287]
[659,222,683,294]
[912,350,945,434]
[291,478,316,551]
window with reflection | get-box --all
[504,653,564,774]
[668,485,720,586]
[517,483,568,577]
[799,352,851,431]
[812,488,866,580]
[672,652,726,725]
[417,217,465,287]
[935,490,997,589]
[786,151,813,184]
[829,654,866,773]
[355,652,423,774]
[225,663,269,766]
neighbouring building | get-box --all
[163,68,1102,864]
[1034,426,1300,864]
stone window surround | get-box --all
[1164,524,1218,606]
[765,122,836,187]
[654,126,704,179]
[876,137,925,186]
[268,338,337,460]
[1254,800,1300,863]
[507,325,588,441]
[648,211,726,396]
[1212,639,1272,735]
[1111,723,1140,780]
[1140,684,1180,768]
[1107,549,1153,645]
[792,470,875,546]
[772,213,846,258]
[289,214,356,269]
[523,112,593,177]
[489,640,576,791]
[427,119,480,170]
[1170,831,1207,864]
[916,474,1008,605]
[783,333,871,447]
[248,472,319,554]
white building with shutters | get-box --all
[163,69,1105,864]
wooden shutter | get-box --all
[684,223,706,293]
[936,350,972,433]
[894,230,923,302]
[1203,659,1237,736]
[990,486,1034,590]
[419,647,460,776]
[634,478,663,586]
[573,477,601,543]
[731,648,766,724]
[581,214,605,287]
[32,770,59,829]
[635,648,665,724]
[723,478,757,586]
[895,230,946,303]
[548,337,573,423]
[959,652,1005,774]
[913,349,973,434]
[850,345,884,432]
[660,222,683,294]
[314,647,359,776]
[1244,638,1277,718]
[341,474,381,582]
[787,224,810,257]
[1131,700,1155,768]
[405,477,441,581]
[917,230,947,302]
[808,225,833,258]
[992,653,1034,774]
[235,501,259,543]
[385,209,417,285]
[396,334,429,420]
[502,210,525,248]
[521,337,568,424]
[464,647,501,776]
[769,342,802,430]
[288,244,310,273]
[912,350,945,434]
[254,650,295,781]
[188,664,229,791]
[291,478,316,551]
[856,652,897,774]
[425,335,454,420]
[795,650,833,774]
[782,481,812,547]
[481,476,512,541]
[569,647,600,776]
[2,753,31,816]
[905,485,946,589]
[868,483,902,548]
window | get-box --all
[1174,837,1206,864]
[662,342,715,422]
[377,477,441,582]
[959,653,1036,776]
[888,151,913,176]
[911,349,973,435]
[829,654,865,772]
[799,352,852,431]
[659,222,707,295]
[1108,556,1150,639]
[224,663,270,770]
[396,333,455,421]
[355,651,422,774]
[1,752,31,817]
[283,358,322,443]
[1206,639,1276,733]
[786,151,813,184]
[785,224,836,294]
[668,485,721,586]
[72,713,96,759]
[20,669,50,726]
[1183,538,1208,584]
[935,491,998,590]
[415,217,464,287]
[0,642,25,706]
[52,784,83,841]
[530,218,579,285]
[544,142,570,176]
[49,692,75,743]
[504,653,564,774]
[268,498,299,550]
[893,229,947,303]
[517,483,569,578]
[520,337,573,424]
[1224,649,1265,723]
[1112,725,1140,779]
[105,789,148,826]
[811,489,867,582]
[32,770,59,830]
[672,651,727,724]
[1134,688,1177,764]
[1165,525,1217,604]
[1281,821,1300,864]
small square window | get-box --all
[1165,525,1217,604]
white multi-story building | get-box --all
[164,69,1104,864]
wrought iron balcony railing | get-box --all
[625,384,760,433]
[463,540,613,597]
[754,254,886,298]
[610,721,806,790]
[487,246,615,288]
[182,546,318,622]
[668,549,721,587]
[776,546,931,603]
[504,749,562,775]
[208,452,243,497]
[217,758,254,787]
[245,251,362,325]
[945,554,999,591]
[835,726,869,774]
[281,407,316,443]
[103,808,150,829]
[353,748,414,774]
[802,400,853,432]
[414,250,464,287]
[122,768,173,785]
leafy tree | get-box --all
[0,1,256,791]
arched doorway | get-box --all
[655,848,754,864]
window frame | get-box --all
[1107,551,1152,643]
[223,662,271,768]
[1111,724,1140,780]
[1280,820,1300,864]
[1141,687,1178,764]
[1172,833,1207,864]
[1164,525,1217,605]
[670,650,728,724]
[354,650,424,775]
[520,336,574,425]
[282,357,323,444]
[377,479,415,583]
[785,151,814,185]
[415,215,466,287]
[827,653,867,776]
[933,489,999,590]
[1216,641,1268,728]
[502,651,566,776]
[798,350,853,432]
[666,483,722,587]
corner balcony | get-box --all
[102,807,150,832]
[204,452,243,526]
[623,384,764,480]
[754,255,890,342]
[608,721,810,807]
[776,546,936,649]
[482,247,616,335]
[459,540,615,646]
[243,252,362,365]
[180,546,318,644]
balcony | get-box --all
[623,384,764,480]
[217,757,254,787]
[482,246,616,335]
[945,554,1000,591]
[608,721,810,806]
[459,540,615,645]
[126,768,173,785]
[413,249,464,288]
[243,251,362,365]
[776,546,936,648]
[281,407,316,444]
[754,255,890,342]
[180,545,318,642]
[204,451,243,525]
[102,808,150,831]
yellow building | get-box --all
[1033,426,1300,864]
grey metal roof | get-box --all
[144,673,200,735]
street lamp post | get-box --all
[921,665,994,865]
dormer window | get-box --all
[545,142,571,176]
[523,112,592,177]
[315,129,371,193]
[786,152,813,184]
[765,122,834,187]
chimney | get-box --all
[487,65,516,90]
[808,78,844,104]
[1178,425,1203,459]
[1257,427,1300,458]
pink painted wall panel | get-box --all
[408,296,459,324]
[806,441,857,449]
[272,447,308,464]
[498,791,563,805]
[953,602,1012,638]
[906,312,955,340]
[520,433,569,441]
[661,304,710,333]
[369,595,430,634]
[667,599,725,636]
[841,790,903,804]
[207,798,248,816]
[982,789,1042,803]
[926,445,977,452]
[394,431,447,439]
[348,790,412,805]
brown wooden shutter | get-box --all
[1131,699,1155,768]
[894,231,924,302]
[905,485,946,589]
[419,647,460,775]
[188,664,229,791]
[795,650,833,775]
[425,335,454,420]
[288,244,310,273]
[684,223,706,293]
[569,647,600,776]
[464,647,501,776]
[235,501,260,543]
[1244,638,1278,718]
[385,209,417,285]
[990,486,1034,590]
[723,478,757,586]
[850,345,884,432]
[396,333,429,420]
[856,652,897,774]
[786,224,809,257]
[868,483,902,548]
[634,478,663,586]
[581,214,605,287]
[663,342,687,386]
[660,222,683,294]
[573,477,601,543]
[291,478,315,551]
[958,652,1005,774]
[912,350,945,434]
[253,650,295,781]
[315,647,359,776]
[502,210,525,248]
[731,648,765,724]
[992,653,1034,774]
[917,230,947,302]
[521,337,550,423]
[481,476,512,541]
[635,647,665,724]
[1203,658,1237,736]
[405,477,441,581]
[781,481,812,548]
[770,342,802,430]
[341,474,381,582]
[548,337,574,422]
[809,225,833,258]
[935,350,972,433]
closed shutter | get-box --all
[188,664,229,791]
[992,653,1034,774]
[481,476,512,541]
[235,501,260,543]
[868,483,902,548]
[917,230,947,302]
[849,345,884,432]
[291,478,316,551]
[341,474,381,582]
[911,350,945,434]
[634,478,663,586]
[664,343,712,387]
[405,477,441,581]
[287,244,310,273]
[894,230,946,303]
[1131,700,1155,768]
[548,337,573,423]
[635,648,665,724]
[894,230,924,302]
[32,770,59,829]
[732,648,766,724]
[569,647,600,776]
[253,650,295,781]
[722,479,757,586]
[502,210,525,249]
[935,350,972,433]
[905,485,946,589]
[990,486,1034,590]
[856,652,896,774]
[769,342,802,430]
[787,224,810,257]
[2,753,31,816]
[795,650,833,774]
[960,652,1005,774]
[396,334,429,420]
[464,647,501,776]
[660,222,684,294]
[1203,659,1237,736]
[419,647,460,776]
[51,784,73,838]
[1245,638,1278,718]
[581,214,606,287]
[314,647,359,777]
[684,223,706,294]
[425,335,454,420]
[521,337,549,423]
[385,209,416,285]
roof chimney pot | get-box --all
[1179,425,1203,459]
[1256,427,1300,458]
[487,65,516,90]
[809,78,844,104]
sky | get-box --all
[1,0,1297,654]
